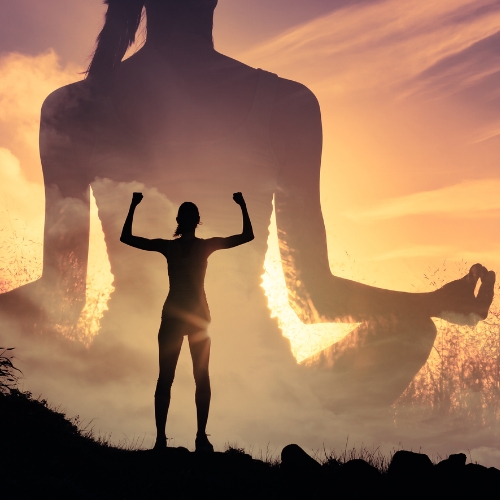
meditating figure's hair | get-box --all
[86,0,217,78]
[87,0,145,78]
[174,202,201,237]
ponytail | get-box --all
[174,202,201,238]
[86,0,145,78]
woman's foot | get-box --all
[195,433,214,453]
[153,436,167,451]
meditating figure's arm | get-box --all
[270,78,495,326]
[120,193,165,252]
[0,82,94,328]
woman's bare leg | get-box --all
[188,331,211,438]
[155,326,183,448]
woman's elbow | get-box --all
[120,234,130,244]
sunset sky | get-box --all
[1,0,499,465]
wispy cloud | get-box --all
[346,179,500,221]
[370,246,500,267]
[371,245,454,261]
[410,30,500,97]
[243,0,500,96]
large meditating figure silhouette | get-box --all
[0,0,495,412]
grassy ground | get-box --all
[3,386,500,500]
[0,388,281,499]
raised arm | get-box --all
[206,192,254,253]
[120,193,165,252]
[270,78,495,325]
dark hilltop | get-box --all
[2,383,500,499]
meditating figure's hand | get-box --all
[434,263,496,326]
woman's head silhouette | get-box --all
[174,202,201,237]
[87,0,218,78]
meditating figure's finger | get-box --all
[467,263,485,291]
[476,270,496,319]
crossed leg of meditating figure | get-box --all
[154,319,212,451]
[309,315,437,410]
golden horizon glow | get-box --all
[55,187,115,346]
[261,201,359,364]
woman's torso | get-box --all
[161,237,210,323]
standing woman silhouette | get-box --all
[120,191,253,450]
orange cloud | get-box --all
[0,51,80,177]
[345,179,500,221]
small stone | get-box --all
[341,459,380,479]
[388,450,433,478]
[448,453,467,466]
[435,452,466,472]
[281,444,321,474]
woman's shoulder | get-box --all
[40,79,102,169]
[217,52,318,106]
[269,77,321,149]
[274,77,320,111]
[41,79,102,139]
[42,80,93,117]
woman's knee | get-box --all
[155,372,175,398]
[364,315,437,386]
[396,316,437,361]
[193,369,210,390]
